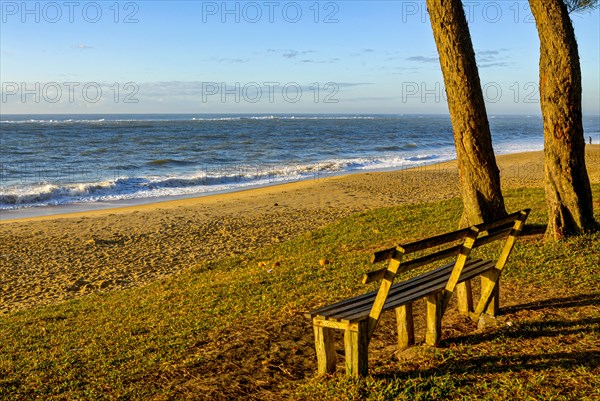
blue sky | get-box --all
[1,0,599,114]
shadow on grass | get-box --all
[374,349,600,383]
[447,316,600,346]
[502,292,600,313]
[445,293,600,346]
[521,223,547,236]
[372,293,600,382]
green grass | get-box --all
[1,186,599,400]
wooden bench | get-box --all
[305,209,530,376]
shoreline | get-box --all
[1,159,459,223]
[1,147,598,314]
[1,146,578,224]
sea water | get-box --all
[1,114,598,214]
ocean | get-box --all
[1,114,599,215]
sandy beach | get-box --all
[1,146,598,314]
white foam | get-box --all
[1,115,376,124]
[0,152,456,210]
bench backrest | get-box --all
[363,209,530,336]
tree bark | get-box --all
[529,0,597,240]
[425,0,506,227]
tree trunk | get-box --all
[425,0,506,227]
[529,0,597,240]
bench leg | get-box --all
[344,320,369,377]
[456,280,473,315]
[313,324,336,374]
[483,274,500,316]
[475,270,500,318]
[426,292,444,347]
[395,304,414,350]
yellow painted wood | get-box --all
[493,210,529,272]
[313,324,337,374]
[472,226,513,249]
[364,245,462,284]
[399,227,473,254]
[486,276,500,316]
[456,280,473,315]
[344,320,369,377]
[441,228,479,311]
[472,210,529,319]
[426,292,444,346]
[477,270,499,317]
[312,318,354,331]
[472,268,500,319]
[372,227,472,263]
[367,256,403,337]
[396,303,414,349]
[475,209,529,232]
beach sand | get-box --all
[1,146,598,314]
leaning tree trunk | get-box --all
[425,0,506,227]
[529,0,596,240]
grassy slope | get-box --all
[1,186,599,400]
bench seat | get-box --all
[306,258,494,323]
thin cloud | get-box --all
[198,57,249,63]
[478,61,509,68]
[351,48,376,56]
[478,48,510,56]
[217,57,248,63]
[478,50,501,56]
[136,81,375,99]
[299,58,340,64]
[74,44,94,50]
[406,49,510,68]
[283,50,299,58]
[476,48,510,68]
[268,49,318,59]
[406,55,439,63]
